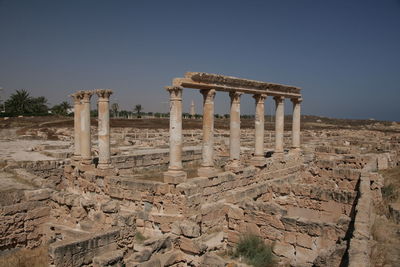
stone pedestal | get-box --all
[198,89,218,177]
[163,86,187,183]
[251,94,267,166]
[96,89,113,169]
[70,91,84,162]
[80,91,94,165]
[225,91,242,170]
[274,96,285,155]
[291,98,302,150]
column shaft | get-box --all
[164,86,186,183]
[274,96,285,154]
[70,91,84,160]
[229,92,242,162]
[80,91,93,164]
[253,94,267,158]
[96,89,113,168]
[198,89,217,176]
[292,98,302,149]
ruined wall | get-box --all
[0,188,51,250]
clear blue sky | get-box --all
[1,0,399,121]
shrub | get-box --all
[234,234,275,267]
[382,184,396,201]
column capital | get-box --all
[253,94,267,103]
[200,89,216,102]
[291,97,303,104]
[70,90,85,103]
[165,86,183,101]
[229,91,243,103]
[96,89,113,101]
[81,90,94,102]
[273,96,285,103]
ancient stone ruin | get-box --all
[0,72,399,267]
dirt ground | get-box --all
[1,115,398,132]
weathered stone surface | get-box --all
[179,220,201,238]
[101,200,120,213]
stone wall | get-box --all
[0,188,52,250]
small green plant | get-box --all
[382,184,396,201]
[233,234,275,267]
[135,231,147,243]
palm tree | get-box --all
[52,101,72,116]
[134,104,142,118]
[31,96,49,114]
[5,89,32,115]
[111,103,119,118]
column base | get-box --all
[80,157,92,165]
[197,166,218,177]
[163,170,187,184]
[72,155,81,161]
[249,156,267,167]
[273,151,284,160]
[224,160,242,172]
[97,162,112,169]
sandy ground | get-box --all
[0,139,70,162]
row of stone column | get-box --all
[70,89,113,169]
[164,86,302,180]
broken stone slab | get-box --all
[92,249,124,267]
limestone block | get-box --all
[180,237,206,255]
[101,200,120,213]
[179,220,201,238]
[201,252,230,267]
[296,232,314,249]
[273,241,295,259]
[24,188,52,201]
[26,206,50,220]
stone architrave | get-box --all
[198,89,217,177]
[251,94,267,166]
[291,98,302,150]
[274,96,285,155]
[70,91,85,161]
[96,89,113,169]
[80,90,94,165]
[226,91,243,170]
[163,86,187,184]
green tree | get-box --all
[134,104,143,118]
[31,96,49,114]
[5,89,32,115]
[52,101,71,116]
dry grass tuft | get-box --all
[0,246,48,267]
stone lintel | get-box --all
[172,72,301,98]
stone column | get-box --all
[96,89,113,169]
[227,91,242,169]
[251,94,267,166]
[198,89,217,177]
[164,86,187,183]
[80,91,94,165]
[70,91,84,161]
[291,98,302,150]
[274,96,285,155]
